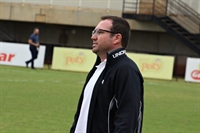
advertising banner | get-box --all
[52,47,96,72]
[185,57,200,83]
[127,53,175,80]
[0,42,46,68]
[51,47,175,79]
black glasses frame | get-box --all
[92,29,118,36]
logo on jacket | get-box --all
[112,50,126,59]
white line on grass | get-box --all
[78,81,85,84]
[0,79,62,83]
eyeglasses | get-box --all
[92,29,118,36]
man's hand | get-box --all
[35,43,40,47]
[28,39,39,47]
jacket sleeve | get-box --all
[113,65,143,133]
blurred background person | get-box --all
[25,28,40,69]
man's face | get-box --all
[91,20,114,56]
[34,29,39,35]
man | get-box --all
[25,28,40,69]
[70,16,144,133]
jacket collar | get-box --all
[94,47,126,66]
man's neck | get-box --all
[100,55,107,62]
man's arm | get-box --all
[114,65,143,133]
[28,39,39,47]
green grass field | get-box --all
[0,65,199,133]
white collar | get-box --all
[96,59,107,68]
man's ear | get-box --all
[113,33,122,45]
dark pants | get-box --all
[26,46,38,68]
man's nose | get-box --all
[91,34,97,40]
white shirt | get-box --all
[75,60,107,133]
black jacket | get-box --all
[70,48,144,133]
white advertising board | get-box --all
[185,57,200,83]
[0,42,46,68]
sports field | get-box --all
[0,65,199,133]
